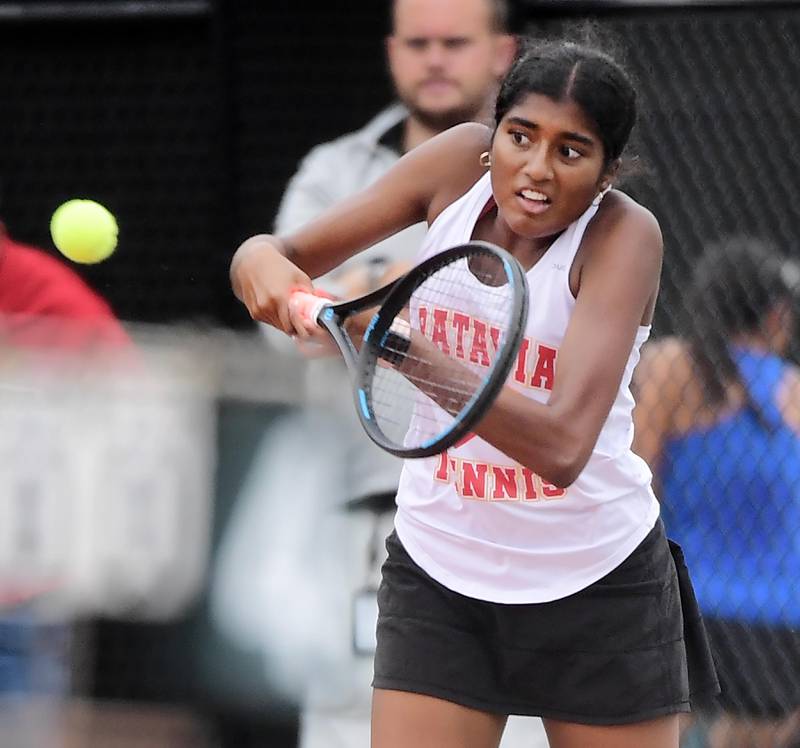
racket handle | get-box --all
[289,291,332,326]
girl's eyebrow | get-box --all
[506,116,595,147]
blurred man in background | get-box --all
[275,0,517,290]
[213,2,541,748]
[272,0,518,524]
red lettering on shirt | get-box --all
[431,308,450,355]
[541,480,567,499]
[417,306,429,337]
[414,304,558,392]
[451,312,470,359]
[491,466,519,500]
[434,451,454,482]
[520,467,540,501]
[530,344,557,391]
[514,338,530,384]
[431,451,566,503]
[460,461,489,499]
[469,319,490,366]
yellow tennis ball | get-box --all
[50,199,118,264]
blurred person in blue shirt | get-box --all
[633,237,800,748]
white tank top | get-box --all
[394,172,660,603]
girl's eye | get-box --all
[510,130,530,147]
[561,145,582,160]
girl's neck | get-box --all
[472,203,560,270]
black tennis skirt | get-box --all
[372,518,720,725]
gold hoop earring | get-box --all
[479,151,491,168]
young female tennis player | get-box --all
[230,36,718,748]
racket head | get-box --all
[354,241,528,458]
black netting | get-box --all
[518,4,800,337]
[0,12,227,324]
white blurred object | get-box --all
[210,407,358,703]
[210,405,550,748]
[0,329,217,621]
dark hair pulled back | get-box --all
[494,37,637,165]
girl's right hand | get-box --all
[229,234,316,336]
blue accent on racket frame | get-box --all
[363,314,379,343]
[358,389,371,420]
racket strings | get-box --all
[368,252,517,449]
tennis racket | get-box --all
[290,241,528,458]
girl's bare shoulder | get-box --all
[591,190,662,250]
[424,123,493,222]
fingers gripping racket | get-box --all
[290,241,528,458]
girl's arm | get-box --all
[475,195,664,486]
[230,123,491,334]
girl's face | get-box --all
[490,93,611,243]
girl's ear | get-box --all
[600,158,622,190]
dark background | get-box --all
[2,1,800,745]
[3,1,800,334]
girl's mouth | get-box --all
[517,189,552,215]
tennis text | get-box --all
[434,450,567,502]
